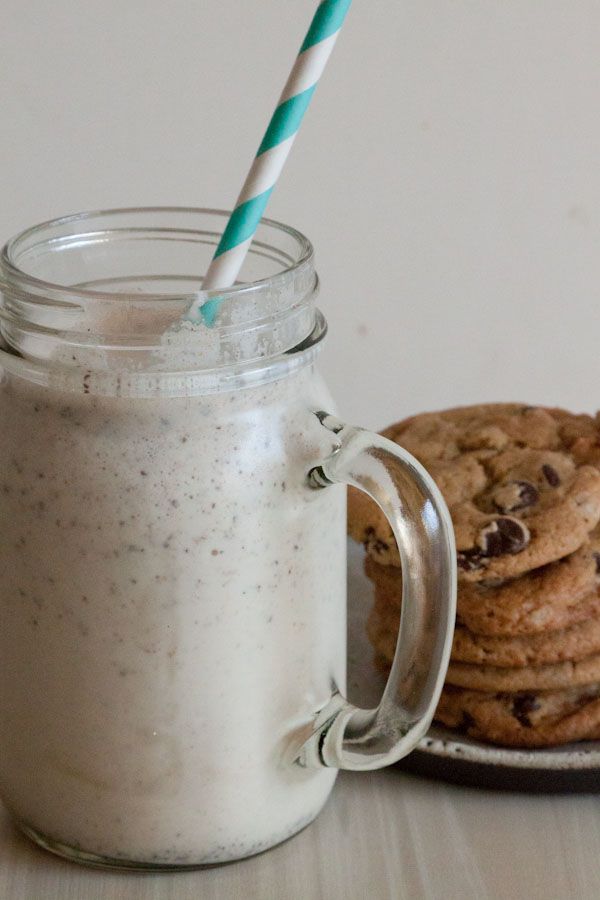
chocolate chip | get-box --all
[594,552,600,575]
[511,693,541,727]
[371,539,390,556]
[477,517,530,557]
[542,464,561,487]
[457,551,484,571]
[493,480,539,514]
[511,481,538,509]
[364,527,391,557]
[457,711,476,734]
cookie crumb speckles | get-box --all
[0,363,346,861]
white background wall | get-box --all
[1,1,599,429]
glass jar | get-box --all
[0,208,456,869]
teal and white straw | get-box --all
[197,0,352,325]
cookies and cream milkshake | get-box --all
[0,363,345,865]
[0,210,346,866]
[0,209,457,868]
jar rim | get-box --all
[0,206,324,394]
[0,206,314,304]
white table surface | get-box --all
[2,546,600,900]
[2,774,600,900]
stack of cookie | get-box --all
[349,404,600,748]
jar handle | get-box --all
[295,413,456,771]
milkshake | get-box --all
[0,209,347,865]
[0,363,346,865]
[0,208,456,868]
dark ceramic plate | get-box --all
[399,727,600,793]
[347,541,600,794]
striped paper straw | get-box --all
[197,0,352,325]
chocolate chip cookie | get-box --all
[445,653,600,692]
[365,530,600,636]
[369,595,600,668]
[453,448,600,581]
[352,403,600,748]
[435,683,600,748]
[349,404,600,579]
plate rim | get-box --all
[417,727,600,770]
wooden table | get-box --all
[2,546,600,899]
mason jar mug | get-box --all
[0,209,456,869]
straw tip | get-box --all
[182,296,222,328]
[198,296,222,328]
